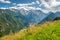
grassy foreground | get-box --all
[0,20,60,40]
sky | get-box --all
[0,0,60,13]
[0,0,36,7]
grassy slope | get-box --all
[0,20,60,40]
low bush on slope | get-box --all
[1,20,60,40]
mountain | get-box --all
[0,8,48,24]
[55,12,60,17]
[0,8,60,37]
[0,9,28,37]
[0,8,49,36]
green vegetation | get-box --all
[0,20,60,40]
[0,9,27,37]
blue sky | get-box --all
[9,0,36,3]
[0,0,60,13]
[0,0,36,7]
[0,0,60,8]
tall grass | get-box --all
[1,20,60,40]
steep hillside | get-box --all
[1,20,60,40]
[0,9,27,37]
[0,8,48,37]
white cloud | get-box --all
[0,7,8,9]
[40,0,50,8]
[9,6,17,9]
[0,0,44,13]
[0,0,60,13]
[31,2,35,4]
[36,1,40,4]
[40,0,60,13]
[0,0,11,3]
[17,2,35,7]
[50,0,60,7]
[13,3,17,5]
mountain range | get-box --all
[0,8,60,37]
